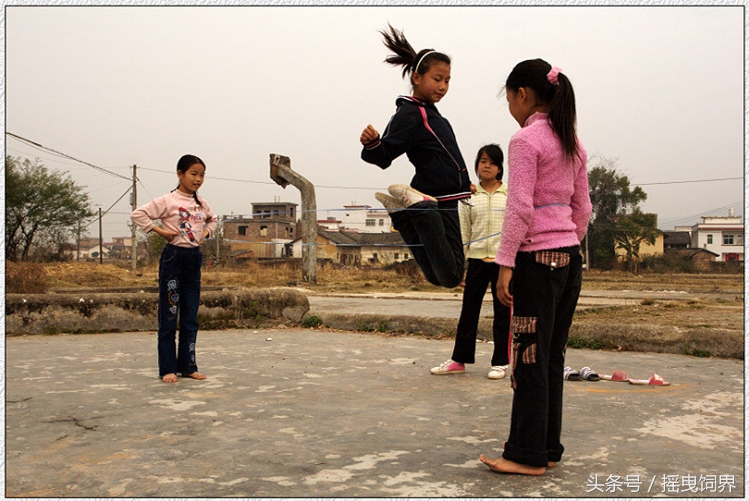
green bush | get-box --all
[640,254,695,274]
[302,315,324,328]
[567,336,608,350]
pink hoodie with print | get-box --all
[131,190,217,249]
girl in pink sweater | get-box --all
[131,154,217,383]
[480,60,592,475]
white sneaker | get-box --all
[388,184,437,207]
[487,365,509,380]
[375,192,405,212]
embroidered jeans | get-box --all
[157,244,203,377]
[502,246,582,467]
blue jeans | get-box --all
[389,200,464,288]
[452,259,510,366]
[157,244,203,377]
[503,246,583,467]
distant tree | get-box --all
[142,227,168,265]
[5,156,94,261]
[586,156,648,269]
[31,227,76,262]
[200,224,229,264]
[614,209,659,274]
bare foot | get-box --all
[501,441,556,468]
[479,455,546,476]
[162,373,178,383]
[184,371,207,380]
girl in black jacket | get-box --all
[360,25,472,288]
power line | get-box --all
[637,177,742,186]
[659,200,743,228]
[129,165,748,192]
[8,132,742,192]
[6,132,130,180]
[5,146,86,168]
[138,166,388,190]
[137,178,156,203]
[138,166,278,186]
[80,185,133,229]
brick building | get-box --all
[222,200,299,242]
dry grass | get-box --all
[582,270,743,293]
[8,260,744,296]
[18,260,438,294]
[5,261,47,293]
[32,262,159,290]
[575,299,745,331]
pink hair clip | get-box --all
[547,66,562,85]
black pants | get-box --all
[389,200,464,288]
[502,246,583,467]
[451,259,510,366]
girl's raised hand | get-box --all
[360,125,379,145]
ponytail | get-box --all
[548,72,578,161]
[379,24,450,85]
[506,59,579,161]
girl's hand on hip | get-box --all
[154,227,179,242]
[360,125,379,145]
[497,266,513,307]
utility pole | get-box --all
[131,164,137,270]
[215,220,220,263]
[98,207,103,264]
[76,221,81,261]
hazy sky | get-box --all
[4,4,745,241]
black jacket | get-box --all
[361,96,471,201]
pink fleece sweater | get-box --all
[495,113,592,268]
[131,190,217,248]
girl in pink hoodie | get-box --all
[480,60,592,475]
[131,154,217,383]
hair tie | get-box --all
[414,50,437,74]
[547,66,562,85]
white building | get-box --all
[318,217,342,231]
[690,209,744,262]
[339,202,393,233]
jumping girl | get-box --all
[131,154,217,383]
[479,60,592,475]
[360,24,472,288]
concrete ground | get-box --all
[5,328,744,498]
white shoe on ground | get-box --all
[487,365,509,380]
